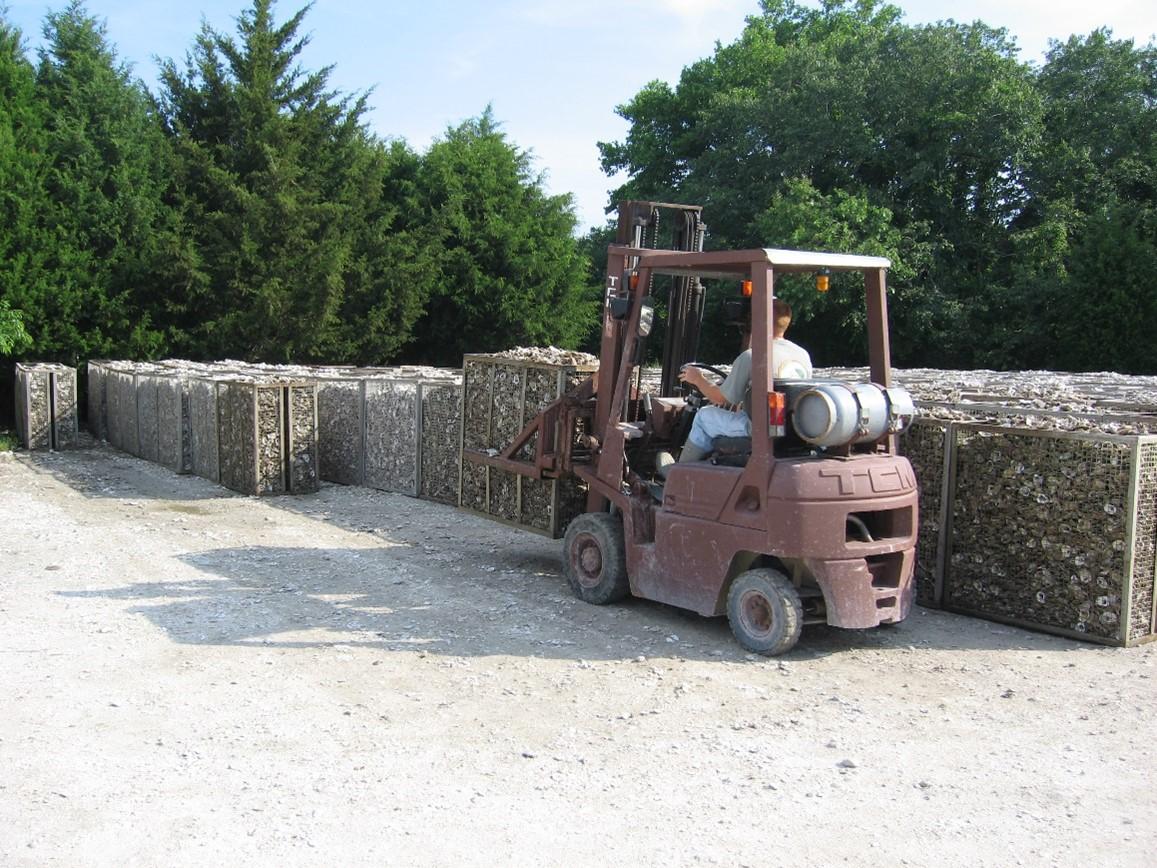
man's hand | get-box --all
[679,365,727,407]
[678,366,708,392]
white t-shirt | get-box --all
[772,338,813,380]
[719,340,813,406]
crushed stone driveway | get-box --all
[1,446,1155,867]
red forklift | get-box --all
[465,202,919,655]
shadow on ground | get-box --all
[56,541,1082,663]
[30,445,1089,661]
[19,442,234,502]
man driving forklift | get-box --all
[675,299,812,463]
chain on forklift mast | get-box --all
[462,201,919,655]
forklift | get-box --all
[464,202,919,655]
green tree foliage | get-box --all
[0,13,46,359]
[158,0,431,362]
[755,178,935,365]
[1022,32,1157,373]
[575,221,617,355]
[0,298,31,355]
[405,109,593,365]
[600,0,1045,368]
[4,0,1153,375]
[23,2,175,360]
[1051,204,1157,372]
[1033,30,1156,213]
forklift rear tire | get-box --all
[563,512,630,605]
[726,569,803,656]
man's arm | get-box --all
[678,366,728,406]
[679,350,749,409]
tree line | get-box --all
[1,0,1154,376]
[599,0,1157,373]
[0,0,592,369]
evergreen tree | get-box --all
[0,13,44,359]
[321,138,441,364]
[406,108,593,366]
[158,0,429,363]
[24,2,176,360]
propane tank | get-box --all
[789,382,915,448]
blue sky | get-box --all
[4,1,1153,230]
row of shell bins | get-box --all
[127,369,192,473]
[903,420,1157,646]
[14,363,79,451]
[100,365,190,473]
[93,363,319,496]
[216,379,319,496]
[459,354,594,539]
[314,374,463,504]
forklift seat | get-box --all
[710,435,752,466]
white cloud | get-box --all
[888,1,1154,59]
[646,0,753,26]
[512,0,750,33]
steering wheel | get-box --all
[672,362,731,448]
[679,362,730,402]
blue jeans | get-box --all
[687,406,752,451]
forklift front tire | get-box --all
[726,568,803,656]
[563,512,630,605]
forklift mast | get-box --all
[621,201,706,400]
[595,202,706,439]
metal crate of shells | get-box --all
[105,365,142,457]
[363,379,423,495]
[14,363,78,451]
[187,377,221,482]
[900,420,950,607]
[315,374,463,499]
[216,379,319,496]
[316,377,366,486]
[420,380,462,506]
[132,372,192,475]
[459,354,595,539]
[920,422,1157,646]
[87,360,108,441]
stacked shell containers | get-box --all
[458,353,594,538]
[14,363,79,451]
[87,360,463,503]
[89,360,319,496]
[885,370,1157,647]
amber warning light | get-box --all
[816,270,830,293]
[741,280,753,297]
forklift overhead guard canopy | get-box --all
[618,247,892,280]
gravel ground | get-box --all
[1,445,1155,867]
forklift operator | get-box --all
[676,300,812,463]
